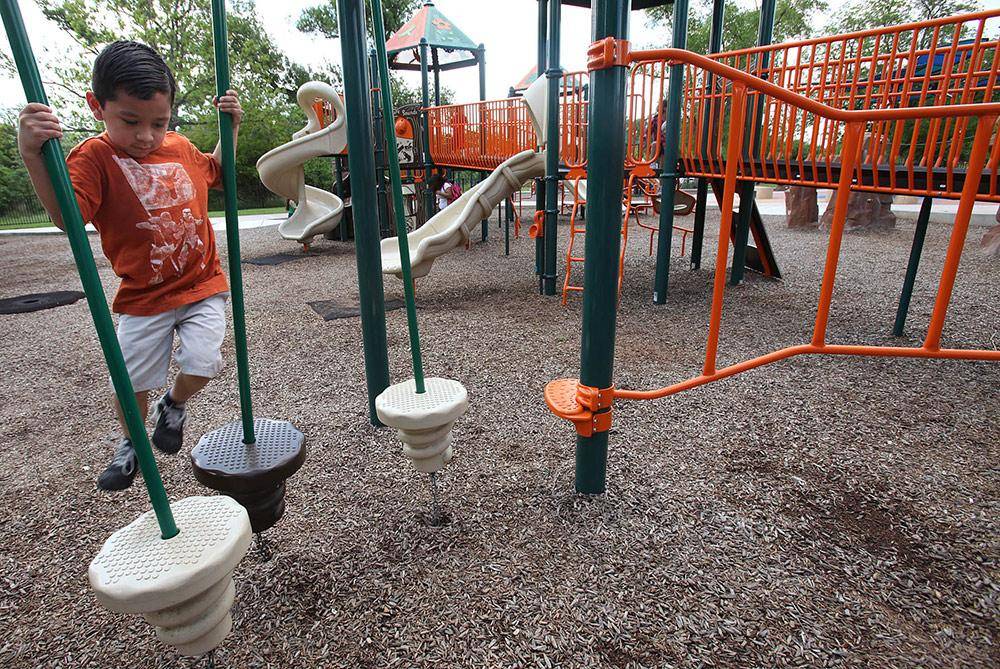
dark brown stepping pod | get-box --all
[191,419,305,533]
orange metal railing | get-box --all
[546,36,999,435]
[425,97,536,170]
[681,9,1000,201]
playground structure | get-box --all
[2,0,999,662]
[256,81,348,247]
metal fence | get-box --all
[0,197,50,230]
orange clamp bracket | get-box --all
[544,378,614,438]
[587,37,630,71]
[528,210,545,239]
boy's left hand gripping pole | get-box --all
[0,0,177,539]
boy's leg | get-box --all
[99,311,175,491]
[151,293,228,454]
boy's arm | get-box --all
[211,89,243,173]
[18,103,66,230]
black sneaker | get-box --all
[151,392,186,455]
[97,439,138,491]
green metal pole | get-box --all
[652,0,689,304]
[0,0,178,539]
[210,0,256,444]
[691,0,725,271]
[893,196,933,336]
[371,0,425,393]
[479,44,488,243]
[432,49,441,107]
[338,0,392,424]
[334,157,347,241]
[730,0,775,286]
[419,38,436,220]
[542,0,561,296]
[370,49,390,239]
[575,0,630,495]
[535,0,548,292]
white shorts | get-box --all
[115,293,229,393]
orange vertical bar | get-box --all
[703,84,748,376]
[811,122,864,347]
[923,115,996,351]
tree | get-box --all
[295,0,420,40]
[34,0,340,208]
[646,0,828,54]
[828,0,980,35]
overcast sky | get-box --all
[2,0,999,112]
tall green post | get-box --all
[729,0,775,285]
[652,0,689,304]
[0,0,177,538]
[575,0,630,494]
[542,0,562,296]
[210,0,255,443]
[419,38,436,220]
[690,0,725,271]
[534,0,548,292]
[479,43,489,242]
[893,196,933,336]
[337,0,392,424]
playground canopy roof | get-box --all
[385,1,482,72]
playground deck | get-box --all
[0,211,995,668]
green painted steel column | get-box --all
[575,0,630,495]
[542,0,561,296]
[211,0,256,443]
[334,156,347,241]
[479,44,489,242]
[372,0,425,392]
[370,50,390,238]
[0,0,178,538]
[337,0,391,425]
[893,196,933,336]
[690,0,724,271]
[652,0,689,304]
[535,0,548,291]
[730,0,775,286]
[419,38,436,220]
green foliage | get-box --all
[0,115,41,215]
[34,0,341,208]
[295,0,420,39]
[828,0,980,35]
[647,0,829,53]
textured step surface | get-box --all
[376,377,469,473]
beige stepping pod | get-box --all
[88,496,252,657]
[376,377,469,473]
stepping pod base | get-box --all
[88,496,252,657]
[376,377,469,473]
[191,418,306,533]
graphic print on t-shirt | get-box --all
[114,155,207,286]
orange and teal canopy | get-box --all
[385,1,481,72]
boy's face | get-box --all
[86,89,172,159]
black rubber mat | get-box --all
[308,298,406,320]
[0,291,85,315]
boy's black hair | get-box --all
[92,41,176,106]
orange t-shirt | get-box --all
[67,132,229,316]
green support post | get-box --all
[652,0,689,304]
[534,0,548,291]
[542,0,561,296]
[0,0,178,539]
[479,43,489,242]
[730,0,775,286]
[372,0,425,392]
[334,156,347,241]
[691,0,724,271]
[575,0,630,495]
[370,50,390,239]
[337,0,392,424]
[419,38,436,221]
[432,49,441,107]
[893,196,933,336]
[210,0,256,444]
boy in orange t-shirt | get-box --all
[18,41,243,491]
